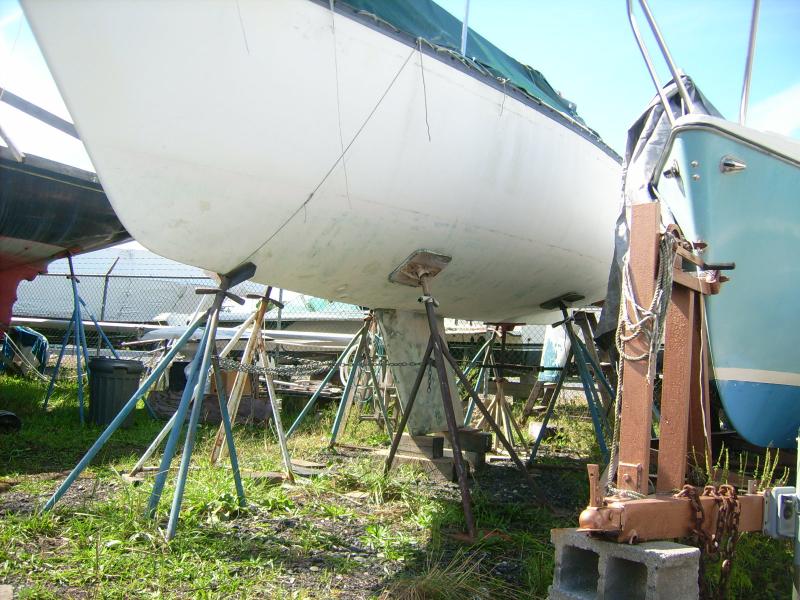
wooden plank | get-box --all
[398,434,444,458]
[616,202,660,494]
[656,285,695,492]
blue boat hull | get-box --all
[656,116,800,448]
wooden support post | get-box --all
[656,283,695,492]
[616,202,660,495]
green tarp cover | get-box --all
[337,0,584,124]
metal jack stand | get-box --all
[285,313,391,441]
[383,251,532,540]
[43,254,122,422]
[461,331,496,427]
[526,301,612,467]
[329,313,393,447]
[41,263,255,540]
[208,288,294,482]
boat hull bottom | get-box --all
[715,379,799,448]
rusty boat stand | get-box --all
[383,250,533,540]
[577,202,767,543]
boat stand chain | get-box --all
[382,251,533,540]
[42,263,256,540]
[43,254,131,422]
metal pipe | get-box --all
[285,325,365,438]
[441,336,531,478]
[99,257,120,322]
[166,305,223,539]
[68,258,86,424]
[43,318,74,410]
[146,322,211,517]
[257,340,294,482]
[78,297,120,359]
[626,0,676,126]
[211,355,247,506]
[420,276,476,539]
[462,335,494,425]
[460,0,471,56]
[43,309,208,511]
[384,339,434,474]
[739,0,761,125]
[329,329,368,446]
[637,0,695,113]
[527,348,573,467]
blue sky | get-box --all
[434,0,800,152]
[1,0,798,158]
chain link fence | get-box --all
[8,251,554,385]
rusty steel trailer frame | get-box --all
[578,202,765,543]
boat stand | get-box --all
[41,263,256,540]
[576,203,770,544]
[383,250,531,540]
[285,314,388,440]
[465,324,528,452]
[208,288,294,482]
[460,331,496,426]
[329,313,394,447]
[43,254,123,422]
[525,303,613,468]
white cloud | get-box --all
[748,83,800,138]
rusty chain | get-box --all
[676,484,741,600]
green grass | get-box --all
[0,374,795,599]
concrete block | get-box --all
[549,528,699,600]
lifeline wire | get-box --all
[242,47,416,263]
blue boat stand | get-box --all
[526,306,613,468]
[285,324,364,439]
[41,263,256,540]
[43,254,125,422]
[328,313,394,447]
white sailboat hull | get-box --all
[23,0,621,322]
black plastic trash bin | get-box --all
[88,358,145,428]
